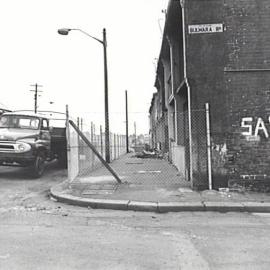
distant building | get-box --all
[149,91,168,153]
[150,0,270,189]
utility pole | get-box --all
[103,28,110,163]
[125,90,129,153]
[30,83,43,113]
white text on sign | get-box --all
[188,24,223,34]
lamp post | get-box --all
[58,28,110,163]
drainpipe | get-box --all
[167,37,178,144]
[180,0,193,188]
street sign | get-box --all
[188,24,223,34]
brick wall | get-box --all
[224,0,270,180]
[225,0,270,70]
[154,0,270,189]
[186,0,225,129]
[186,0,270,188]
[185,0,225,188]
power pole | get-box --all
[125,90,129,153]
[30,83,43,113]
[103,28,110,163]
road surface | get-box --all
[0,163,269,269]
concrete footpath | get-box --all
[50,153,270,213]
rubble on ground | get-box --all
[133,149,163,159]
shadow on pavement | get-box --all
[0,160,67,181]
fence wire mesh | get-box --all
[67,120,126,183]
[150,109,208,189]
[67,107,210,190]
[190,109,208,189]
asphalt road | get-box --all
[0,163,270,270]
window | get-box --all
[0,116,8,127]
[19,118,39,129]
[42,119,49,130]
[0,115,40,130]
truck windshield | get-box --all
[0,115,40,130]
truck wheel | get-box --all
[32,153,46,178]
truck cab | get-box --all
[0,112,67,177]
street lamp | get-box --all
[58,27,110,163]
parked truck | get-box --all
[0,111,67,177]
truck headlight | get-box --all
[15,142,31,153]
[18,144,26,151]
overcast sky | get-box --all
[0,0,167,134]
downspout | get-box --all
[167,37,177,145]
[180,0,193,188]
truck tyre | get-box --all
[32,153,46,178]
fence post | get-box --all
[117,134,120,158]
[76,117,81,170]
[90,122,94,169]
[97,128,100,156]
[65,105,71,182]
[94,124,96,147]
[100,125,104,158]
[125,90,129,153]
[80,118,83,131]
[122,136,124,155]
[205,103,212,190]
[124,135,126,155]
[110,132,113,160]
[113,134,116,160]
[93,123,96,166]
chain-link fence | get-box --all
[67,118,126,183]
[66,105,211,190]
[190,108,209,189]
[151,108,209,190]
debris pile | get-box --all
[133,149,163,159]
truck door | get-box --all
[40,118,51,153]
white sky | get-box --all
[0,0,167,134]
